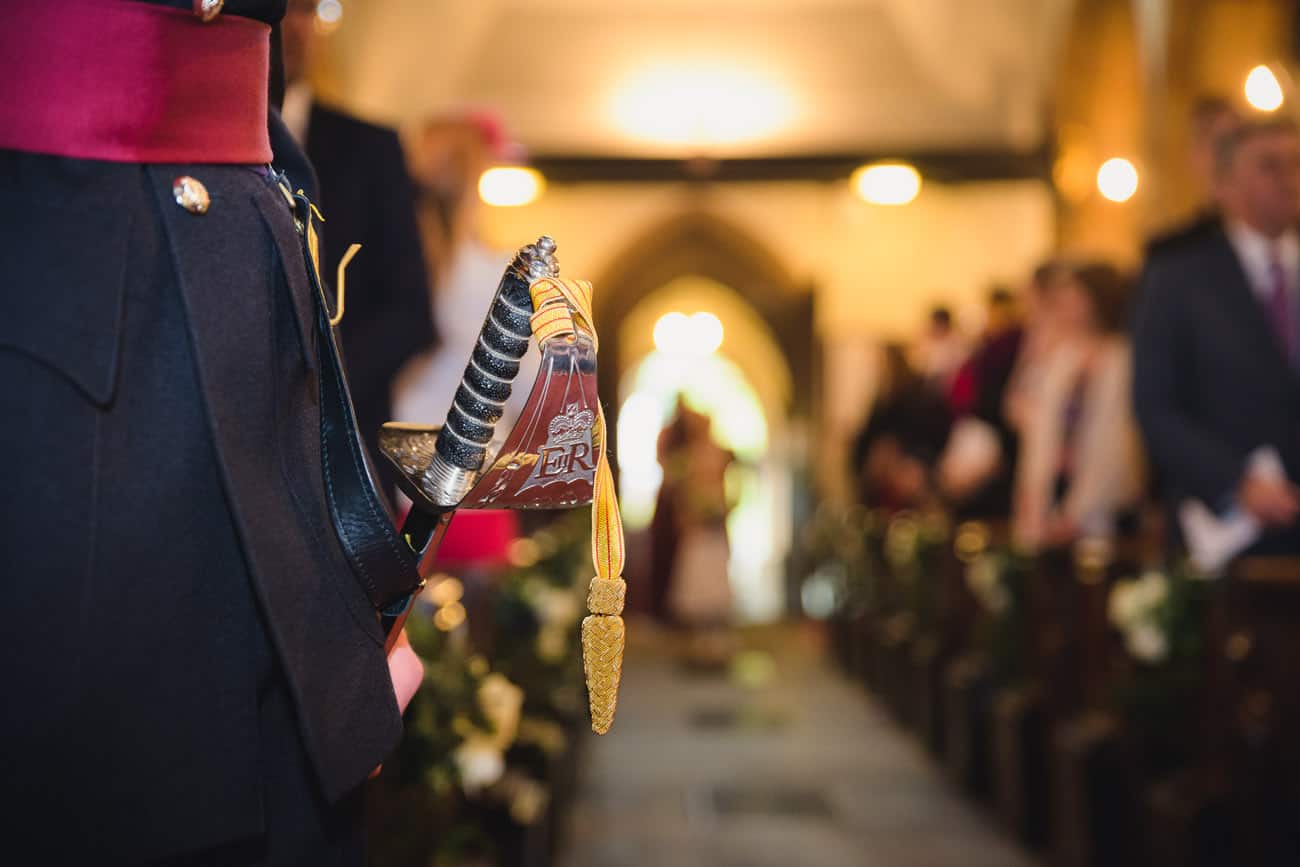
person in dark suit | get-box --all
[0,1,418,862]
[280,0,435,485]
[1134,116,1300,556]
[1144,95,1240,259]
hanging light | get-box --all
[1096,157,1139,203]
[689,312,724,354]
[652,311,724,356]
[316,0,342,23]
[478,166,545,207]
[313,0,342,34]
[1245,65,1285,112]
[610,62,796,148]
[851,162,922,206]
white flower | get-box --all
[1133,571,1170,610]
[966,554,1010,613]
[535,624,568,663]
[508,777,550,826]
[478,673,524,749]
[1125,622,1169,664]
[966,554,998,595]
[454,737,505,793]
[1107,580,1142,629]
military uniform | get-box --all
[0,1,402,862]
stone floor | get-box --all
[559,622,1037,867]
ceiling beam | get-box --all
[531,147,1052,185]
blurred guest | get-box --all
[853,344,952,509]
[1146,95,1240,258]
[1002,262,1075,435]
[664,406,736,666]
[395,115,540,432]
[1134,116,1300,556]
[948,288,1022,420]
[649,398,692,623]
[937,286,1031,517]
[912,305,968,392]
[403,114,507,288]
[1014,264,1143,549]
[280,0,435,485]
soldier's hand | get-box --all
[371,630,424,779]
[388,629,423,714]
[1239,473,1300,528]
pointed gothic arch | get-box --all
[593,211,818,437]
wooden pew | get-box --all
[1045,535,1163,867]
[940,520,1010,800]
[1209,558,1300,865]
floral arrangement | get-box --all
[964,544,1032,682]
[883,510,949,628]
[884,510,949,575]
[798,504,884,618]
[1107,567,1211,666]
[1106,564,1215,767]
[965,548,1012,614]
[1109,570,1173,663]
[368,515,594,867]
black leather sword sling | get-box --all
[288,187,423,619]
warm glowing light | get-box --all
[689,312,724,354]
[506,538,540,568]
[478,167,544,207]
[611,62,795,148]
[1096,158,1139,203]
[428,575,464,607]
[313,0,342,34]
[652,312,690,353]
[851,163,922,206]
[652,311,724,355]
[316,0,342,23]
[1245,65,1285,112]
[434,602,467,632]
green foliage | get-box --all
[368,514,593,867]
[967,548,1033,684]
[884,511,950,629]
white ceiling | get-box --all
[321,0,1076,157]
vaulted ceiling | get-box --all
[321,0,1076,157]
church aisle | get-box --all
[559,624,1037,867]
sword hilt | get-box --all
[422,236,558,506]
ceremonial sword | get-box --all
[376,237,601,649]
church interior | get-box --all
[7,0,1300,865]
[301,2,1300,865]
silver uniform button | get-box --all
[173,176,211,215]
[193,0,224,22]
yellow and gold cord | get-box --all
[529,276,626,735]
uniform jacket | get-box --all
[0,108,402,859]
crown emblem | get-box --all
[548,403,595,447]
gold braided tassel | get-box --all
[530,275,627,735]
[581,613,624,734]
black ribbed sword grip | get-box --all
[432,236,558,473]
